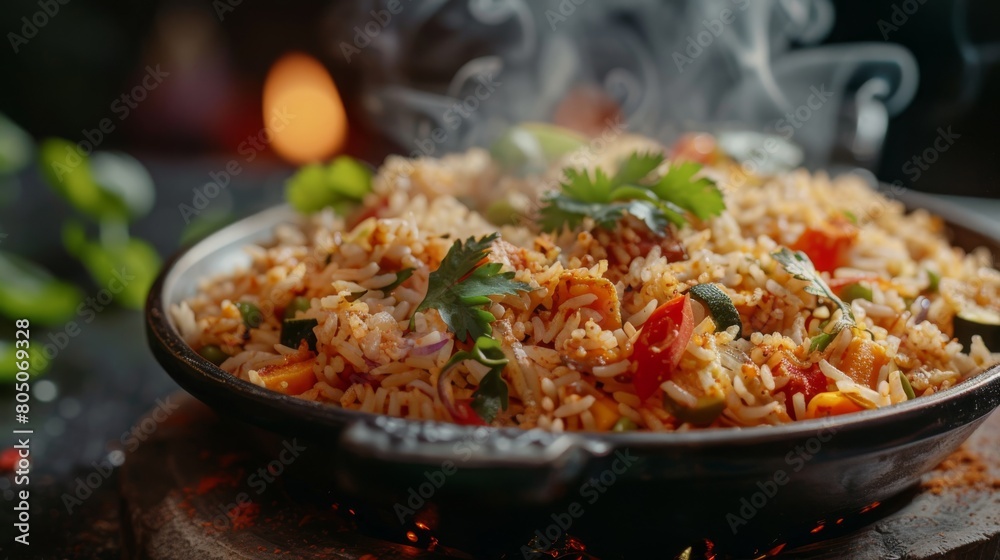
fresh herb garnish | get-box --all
[440,335,509,423]
[772,248,856,352]
[410,233,532,342]
[539,152,724,235]
[285,156,372,215]
[381,267,414,293]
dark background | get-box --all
[1,0,998,194]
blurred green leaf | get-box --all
[0,340,48,381]
[0,174,22,207]
[38,138,131,222]
[0,113,34,175]
[490,122,586,176]
[89,151,156,218]
[285,156,372,214]
[63,225,161,309]
[0,251,82,325]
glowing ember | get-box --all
[405,530,418,542]
[263,52,347,164]
[859,501,881,513]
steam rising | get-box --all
[327,0,917,169]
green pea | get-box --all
[197,345,228,365]
[284,296,311,319]
[235,301,263,328]
[612,417,638,432]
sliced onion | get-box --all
[719,345,752,370]
[912,296,930,325]
[411,338,450,356]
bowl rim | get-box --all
[145,188,1000,447]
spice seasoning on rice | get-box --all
[173,130,1000,431]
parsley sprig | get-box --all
[410,233,532,342]
[772,248,856,352]
[439,335,510,423]
[539,152,724,235]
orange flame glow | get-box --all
[263,52,347,164]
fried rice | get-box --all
[171,134,1000,431]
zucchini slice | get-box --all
[689,283,743,334]
[953,307,1000,351]
[280,318,318,351]
[663,392,727,427]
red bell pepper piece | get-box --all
[452,399,487,426]
[791,218,858,273]
[773,354,828,418]
[632,294,695,401]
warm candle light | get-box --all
[263,52,347,164]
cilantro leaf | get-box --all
[440,336,510,423]
[411,233,532,342]
[345,291,367,302]
[539,151,723,236]
[611,152,664,186]
[285,156,372,215]
[539,196,627,232]
[381,267,414,294]
[650,161,725,221]
[561,167,613,202]
[772,248,856,352]
[472,368,508,423]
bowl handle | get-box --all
[339,414,611,472]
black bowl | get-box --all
[145,191,1000,557]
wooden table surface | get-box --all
[112,394,1000,560]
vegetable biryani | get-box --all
[172,128,1000,431]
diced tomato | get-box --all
[791,218,858,273]
[631,294,695,401]
[636,235,688,263]
[670,133,720,166]
[452,399,487,426]
[837,336,889,390]
[774,354,828,418]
